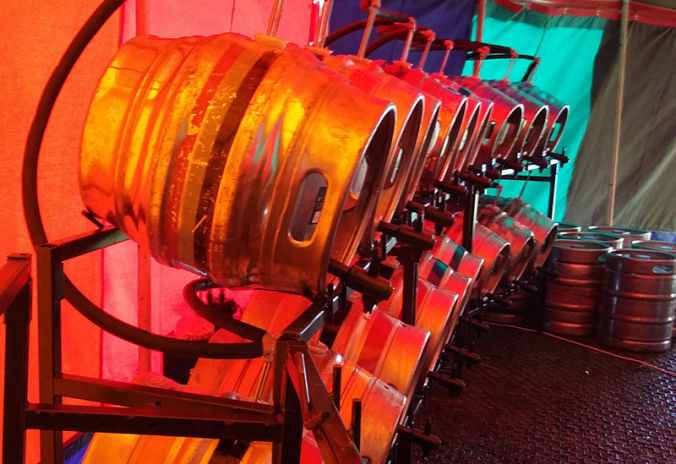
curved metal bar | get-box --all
[21,0,264,359]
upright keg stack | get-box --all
[541,225,676,353]
[12,1,592,463]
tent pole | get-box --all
[474,0,486,76]
[608,0,629,225]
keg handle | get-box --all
[328,259,392,302]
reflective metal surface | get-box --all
[332,297,429,402]
[452,76,524,164]
[80,33,396,295]
[445,214,511,295]
[598,249,676,352]
[513,81,569,152]
[587,225,651,248]
[544,240,613,336]
[478,205,536,281]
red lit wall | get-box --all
[1,1,313,461]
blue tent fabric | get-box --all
[327,0,476,76]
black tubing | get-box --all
[21,0,264,359]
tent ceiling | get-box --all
[493,0,676,27]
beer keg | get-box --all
[445,95,487,177]
[332,297,430,402]
[557,222,582,233]
[598,249,676,352]
[513,81,569,152]
[478,205,537,281]
[382,63,468,188]
[483,286,530,325]
[488,80,549,160]
[238,359,404,464]
[80,33,396,295]
[558,231,623,250]
[444,214,511,296]
[452,76,525,163]
[632,240,676,256]
[376,262,460,373]
[544,240,613,336]
[320,54,426,227]
[429,234,484,288]
[499,197,558,267]
[587,226,651,248]
[418,252,474,319]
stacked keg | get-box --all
[544,240,614,335]
[598,249,676,352]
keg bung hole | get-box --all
[653,265,673,274]
[289,172,328,242]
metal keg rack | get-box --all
[2,229,381,464]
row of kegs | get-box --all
[542,225,676,353]
[78,14,570,464]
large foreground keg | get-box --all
[498,197,558,267]
[80,33,396,295]
[332,298,429,402]
[558,231,623,250]
[544,240,613,336]
[478,205,537,280]
[587,226,651,248]
[444,215,511,295]
[374,265,459,374]
[513,81,570,152]
[598,249,676,352]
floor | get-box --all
[412,326,676,464]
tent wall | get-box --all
[1,1,121,461]
[327,0,477,75]
[565,20,676,230]
[464,1,606,220]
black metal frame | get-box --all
[1,231,364,464]
[498,159,561,219]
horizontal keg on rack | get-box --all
[587,226,651,248]
[80,33,397,295]
[482,196,559,268]
[598,249,676,352]
[544,240,614,336]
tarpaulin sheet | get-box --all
[565,20,676,230]
[327,0,476,76]
[464,1,606,220]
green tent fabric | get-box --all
[565,20,676,230]
[461,1,606,220]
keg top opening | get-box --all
[547,106,569,150]
[491,105,524,160]
[384,98,424,190]
[521,105,549,156]
[436,99,467,181]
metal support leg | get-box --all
[463,187,479,253]
[272,341,302,464]
[3,281,31,464]
[401,248,418,326]
[37,245,64,464]
[547,162,559,219]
